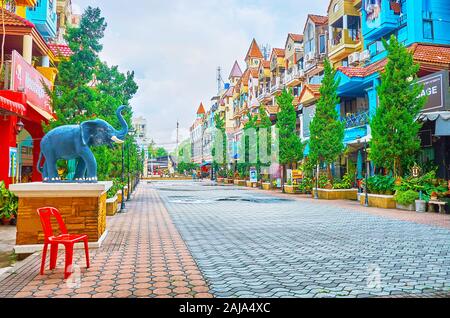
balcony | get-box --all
[270,77,284,94]
[16,0,38,6]
[362,0,402,42]
[341,110,369,129]
[26,0,57,39]
[285,67,305,87]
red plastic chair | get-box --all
[37,207,90,279]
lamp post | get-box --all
[127,128,136,201]
[314,163,319,200]
[120,142,126,212]
[357,135,369,207]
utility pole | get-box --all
[217,66,224,94]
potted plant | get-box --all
[284,179,297,194]
[394,190,419,211]
[0,181,18,225]
[360,175,396,208]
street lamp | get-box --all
[314,163,319,200]
[357,135,369,207]
[127,128,136,201]
[120,142,126,212]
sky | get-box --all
[73,0,330,150]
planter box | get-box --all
[360,193,396,209]
[261,183,271,190]
[124,186,129,199]
[396,202,415,211]
[117,190,123,204]
[284,185,299,194]
[237,180,246,186]
[217,177,224,183]
[246,181,258,188]
[233,179,239,185]
[312,188,358,200]
[224,178,233,184]
[106,196,118,216]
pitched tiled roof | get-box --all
[298,84,321,105]
[266,105,279,114]
[411,43,450,65]
[249,67,259,78]
[0,8,34,28]
[241,69,251,86]
[308,14,328,25]
[262,60,270,68]
[288,33,303,43]
[272,48,285,57]
[48,43,74,58]
[229,60,243,79]
[337,59,387,78]
[196,103,205,115]
[245,38,264,60]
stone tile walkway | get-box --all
[0,185,212,298]
[155,181,450,298]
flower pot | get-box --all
[262,182,271,190]
[415,200,427,213]
[396,202,415,211]
[1,216,14,225]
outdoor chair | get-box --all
[37,207,90,279]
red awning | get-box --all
[0,94,26,116]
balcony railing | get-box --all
[330,29,361,49]
[270,77,284,94]
[342,110,369,129]
[284,67,305,85]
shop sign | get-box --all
[417,70,449,113]
[250,167,258,183]
[10,50,53,114]
[9,147,17,178]
[292,170,303,179]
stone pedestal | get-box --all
[9,182,112,254]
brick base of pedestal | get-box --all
[9,182,112,253]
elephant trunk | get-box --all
[114,105,129,142]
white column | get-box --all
[343,15,348,29]
[41,55,50,67]
[22,34,33,65]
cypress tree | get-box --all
[370,35,426,177]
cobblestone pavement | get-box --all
[0,184,212,298]
[154,181,450,298]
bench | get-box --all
[428,201,447,214]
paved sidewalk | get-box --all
[0,185,212,298]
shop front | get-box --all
[0,50,54,188]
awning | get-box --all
[0,95,26,116]
[419,111,450,136]
[27,101,54,121]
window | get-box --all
[423,19,434,39]
[319,35,326,54]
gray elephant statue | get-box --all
[37,105,129,183]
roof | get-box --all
[249,67,259,78]
[48,43,74,58]
[293,96,301,107]
[266,105,280,114]
[337,59,387,78]
[298,84,321,105]
[245,39,264,60]
[223,86,234,98]
[410,43,450,66]
[262,60,270,68]
[229,60,243,79]
[196,103,205,115]
[241,69,251,86]
[272,48,285,57]
[308,14,328,25]
[288,33,303,43]
[0,8,34,28]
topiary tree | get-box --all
[275,89,303,191]
[309,59,344,182]
[370,35,427,177]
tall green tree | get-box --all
[309,59,344,181]
[370,35,426,177]
[212,113,227,173]
[275,89,303,190]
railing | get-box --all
[342,110,369,129]
[270,77,283,93]
[284,67,305,84]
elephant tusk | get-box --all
[111,136,124,144]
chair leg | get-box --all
[64,244,74,280]
[83,238,90,269]
[49,243,59,270]
[40,243,48,275]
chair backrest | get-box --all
[37,207,68,239]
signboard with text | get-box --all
[9,147,17,178]
[10,50,53,114]
[250,167,258,183]
[417,70,449,113]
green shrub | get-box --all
[333,173,353,189]
[318,175,330,189]
[107,178,125,199]
[298,177,313,194]
[394,170,447,202]
[0,181,18,219]
[394,190,419,206]
[366,175,395,195]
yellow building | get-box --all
[327,0,363,67]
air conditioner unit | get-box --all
[360,50,370,62]
[349,52,360,66]
[305,52,313,61]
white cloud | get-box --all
[73,0,329,150]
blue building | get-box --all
[332,0,450,179]
[26,0,57,39]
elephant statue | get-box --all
[37,105,129,183]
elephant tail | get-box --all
[36,152,44,175]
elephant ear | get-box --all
[80,121,99,146]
